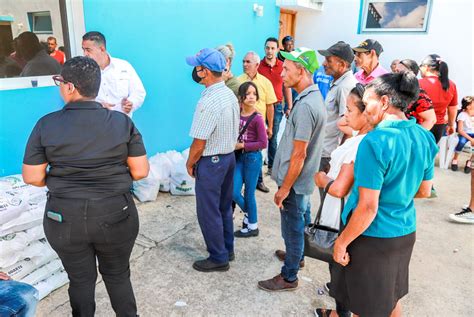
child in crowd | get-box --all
[233,82,268,237]
[451,96,474,173]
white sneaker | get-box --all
[449,208,474,224]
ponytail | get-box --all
[438,61,450,91]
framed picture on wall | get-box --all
[360,0,433,33]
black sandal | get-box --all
[464,160,471,174]
[451,162,458,171]
[315,308,333,317]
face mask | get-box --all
[192,67,203,83]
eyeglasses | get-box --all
[355,83,366,99]
[52,75,70,86]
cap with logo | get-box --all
[352,39,384,56]
[318,41,354,64]
[185,48,226,72]
[280,47,319,74]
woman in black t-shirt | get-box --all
[22,56,149,316]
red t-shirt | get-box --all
[50,50,65,65]
[419,76,458,124]
[258,58,283,102]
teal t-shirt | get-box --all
[341,118,438,238]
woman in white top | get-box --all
[451,96,474,173]
[313,83,373,317]
[314,84,373,230]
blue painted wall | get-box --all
[0,0,279,176]
[0,87,63,176]
[82,0,279,155]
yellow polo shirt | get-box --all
[237,73,277,119]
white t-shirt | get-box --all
[457,111,473,134]
[319,134,366,229]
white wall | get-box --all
[294,0,473,99]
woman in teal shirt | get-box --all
[330,72,438,317]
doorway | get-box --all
[278,9,296,49]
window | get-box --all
[360,0,432,33]
[0,0,85,90]
[28,11,53,34]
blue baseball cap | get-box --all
[185,48,226,72]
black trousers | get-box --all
[44,192,139,317]
[430,123,447,144]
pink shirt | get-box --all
[355,64,389,85]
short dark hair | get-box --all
[238,81,260,103]
[265,37,279,46]
[282,35,293,45]
[82,31,106,48]
[367,72,419,112]
[61,56,101,98]
[47,36,57,43]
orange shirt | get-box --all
[50,50,65,65]
[419,76,458,124]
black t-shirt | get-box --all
[23,101,146,199]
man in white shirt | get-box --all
[82,31,146,117]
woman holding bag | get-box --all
[233,82,268,238]
[331,72,438,317]
[313,83,373,317]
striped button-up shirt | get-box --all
[190,81,239,156]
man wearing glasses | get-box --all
[82,31,146,117]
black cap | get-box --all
[318,41,354,64]
[352,39,383,56]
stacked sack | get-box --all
[133,148,195,202]
[0,175,68,300]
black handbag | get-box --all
[304,180,344,263]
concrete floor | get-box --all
[36,166,474,316]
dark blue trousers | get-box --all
[195,153,235,264]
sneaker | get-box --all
[449,208,474,224]
[234,228,259,238]
[274,249,305,268]
[257,274,298,292]
[256,182,270,193]
[192,259,229,272]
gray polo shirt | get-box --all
[322,70,357,158]
[271,84,326,195]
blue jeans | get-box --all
[280,188,310,282]
[233,151,262,224]
[195,153,235,263]
[455,133,474,152]
[268,103,284,169]
[0,280,38,317]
